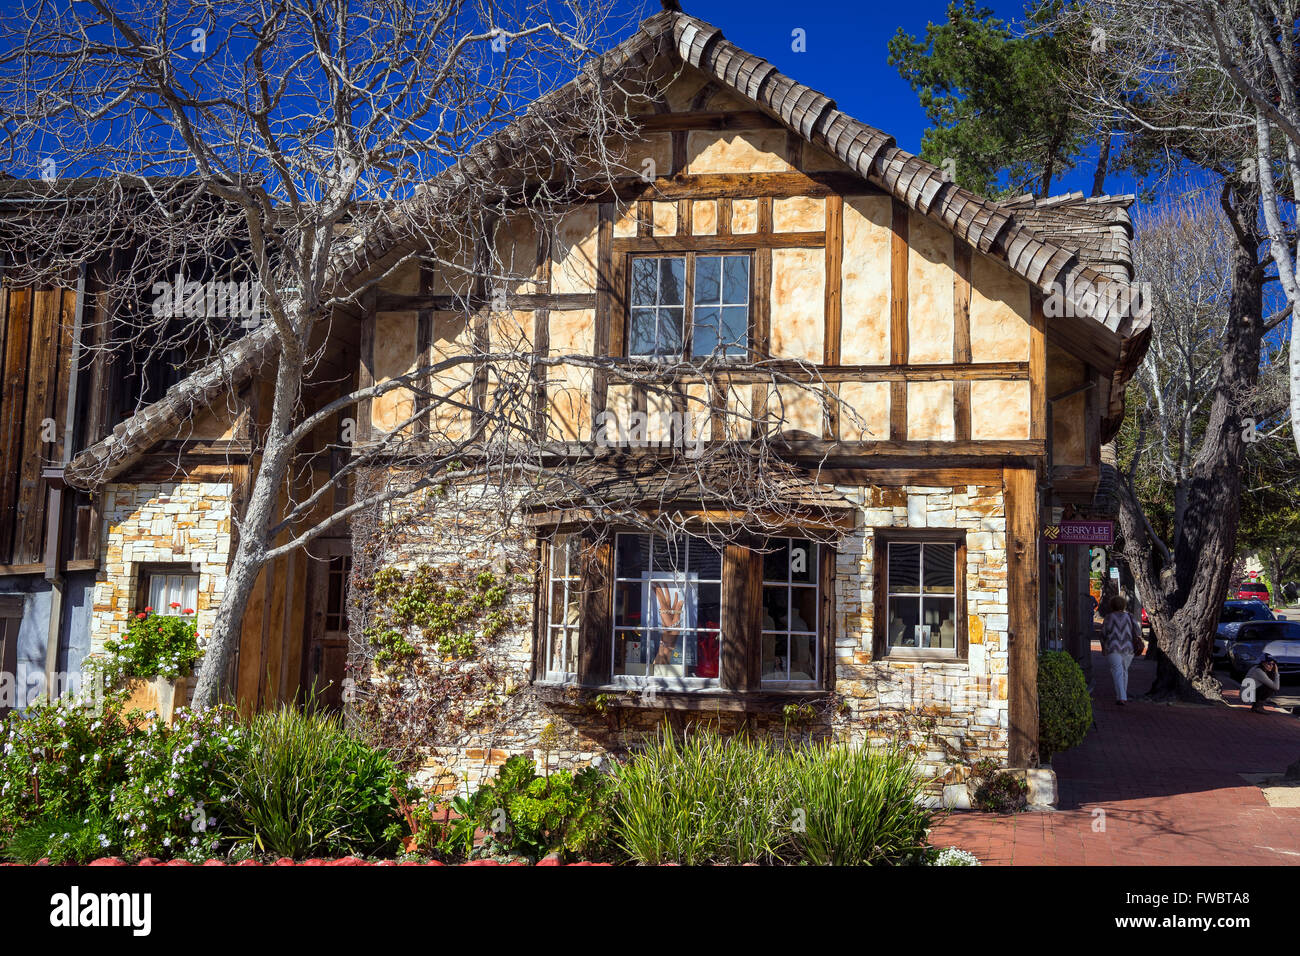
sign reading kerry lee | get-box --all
[1040,520,1114,545]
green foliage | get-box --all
[0,697,136,834]
[968,757,1029,813]
[0,697,243,861]
[788,743,933,865]
[888,0,1093,197]
[364,563,512,663]
[613,728,931,866]
[110,706,243,859]
[1038,650,1092,759]
[452,754,616,862]
[101,609,202,683]
[2,813,116,864]
[222,705,410,858]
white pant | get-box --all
[1107,650,1134,701]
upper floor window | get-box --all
[545,536,581,682]
[628,253,750,361]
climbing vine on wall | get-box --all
[363,564,512,663]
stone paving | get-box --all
[933,643,1300,865]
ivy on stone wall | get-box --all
[362,564,513,664]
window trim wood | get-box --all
[622,250,756,363]
[872,527,968,662]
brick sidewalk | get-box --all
[933,644,1300,865]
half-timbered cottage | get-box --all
[3,9,1148,797]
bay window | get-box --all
[535,527,833,702]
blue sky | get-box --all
[654,0,1134,198]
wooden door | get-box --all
[303,541,352,712]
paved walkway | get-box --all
[934,643,1300,865]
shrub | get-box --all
[222,705,409,858]
[462,754,617,861]
[968,758,1028,813]
[788,743,932,865]
[0,697,137,836]
[612,727,931,866]
[100,607,202,683]
[1038,650,1092,760]
[110,705,244,859]
[614,729,790,865]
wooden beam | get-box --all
[1005,464,1040,767]
[612,170,881,203]
[592,202,614,425]
[1030,295,1047,442]
[634,110,784,132]
[612,231,825,254]
[576,534,613,687]
[890,200,909,441]
[954,241,973,442]
[373,291,596,313]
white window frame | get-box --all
[760,537,820,689]
[885,541,959,657]
[612,532,721,691]
[627,253,751,361]
[544,536,580,683]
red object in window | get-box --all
[696,631,720,678]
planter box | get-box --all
[122,676,190,725]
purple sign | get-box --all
[1041,520,1114,545]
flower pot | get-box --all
[122,675,190,725]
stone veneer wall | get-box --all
[89,482,233,658]
[354,478,1011,796]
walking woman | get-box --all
[1103,594,1140,704]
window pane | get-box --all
[631,258,658,306]
[691,305,720,358]
[762,585,788,630]
[694,255,721,304]
[659,257,685,306]
[615,630,650,675]
[788,538,815,584]
[924,598,958,647]
[887,595,921,646]
[615,534,650,578]
[148,575,165,611]
[720,305,748,354]
[629,308,658,356]
[888,542,920,594]
[762,539,789,583]
[614,581,643,628]
[652,536,684,573]
[923,543,956,594]
[722,256,749,304]
[697,581,722,631]
[687,537,723,579]
[655,306,684,356]
[789,634,817,681]
[549,626,576,673]
[762,632,788,680]
[789,586,817,633]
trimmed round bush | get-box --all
[1038,650,1092,760]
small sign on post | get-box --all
[1041,519,1115,545]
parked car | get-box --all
[1214,600,1275,661]
[1227,621,1300,681]
[1235,582,1271,606]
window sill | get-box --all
[878,650,966,663]
[532,683,830,714]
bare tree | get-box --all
[1063,0,1298,452]
[0,2,859,709]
